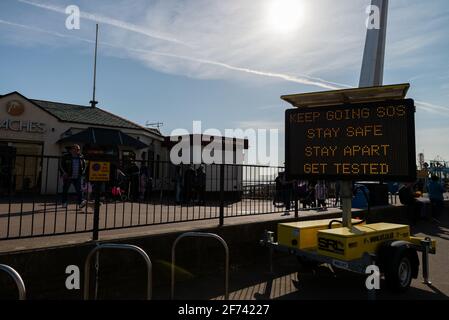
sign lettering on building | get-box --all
[1,100,46,133]
[0,119,46,133]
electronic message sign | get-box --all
[285,99,416,181]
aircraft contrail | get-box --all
[1,18,447,111]
[415,100,449,112]
[17,0,190,47]
[0,18,94,44]
[0,18,343,90]
[127,47,344,90]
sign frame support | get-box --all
[340,0,389,229]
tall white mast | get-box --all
[359,0,389,87]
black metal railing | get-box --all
[1,155,344,241]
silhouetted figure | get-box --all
[174,165,183,204]
[127,161,140,201]
[315,180,327,211]
[427,175,445,220]
[399,182,422,225]
[196,165,206,205]
[184,165,195,204]
[140,163,152,201]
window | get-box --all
[0,141,43,193]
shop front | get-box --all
[0,91,165,195]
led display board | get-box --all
[285,99,416,181]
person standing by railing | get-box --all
[427,175,445,220]
[334,181,340,207]
[398,182,422,225]
[274,172,293,216]
[127,161,140,201]
[59,144,87,209]
[315,180,327,211]
[139,161,152,201]
[174,165,183,204]
[196,165,206,205]
[184,165,195,204]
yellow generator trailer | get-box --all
[261,218,436,293]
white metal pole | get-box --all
[342,0,389,228]
[359,0,389,87]
[90,24,99,108]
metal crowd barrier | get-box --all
[84,243,152,300]
[0,264,26,300]
[171,232,229,300]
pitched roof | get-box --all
[29,99,162,136]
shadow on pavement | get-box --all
[162,208,449,301]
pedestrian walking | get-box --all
[59,144,87,208]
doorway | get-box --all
[0,141,43,194]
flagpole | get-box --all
[90,23,99,108]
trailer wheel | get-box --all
[384,246,414,293]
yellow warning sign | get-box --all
[89,161,110,182]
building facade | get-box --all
[0,92,164,195]
[0,92,249,198]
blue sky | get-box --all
[0,0,448,165]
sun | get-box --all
[266,0,305,34]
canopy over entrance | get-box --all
[58,127,148,149]
[281,83,410,108]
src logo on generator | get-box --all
[318,238,345,254]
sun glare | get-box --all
[266,0,305,34]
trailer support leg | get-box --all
[341,181,353,228]
[421,238,432,285]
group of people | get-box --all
[122,160,153,201]
[58,144,153,208]
[399,175,446,225]
[59,145,210,207]
[273,172,329,216]
[174,164,206,205]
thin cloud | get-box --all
[0,18,343,90]
[17,0,190,47]
[415,100,449,112]
[236,120,283,130]
[0,18,94,44]
[1,16,448,111]
[15,0,349,90]
[3,18,448,115]
[416,105,448,117]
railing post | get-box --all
[0,264,26,300]
[294,198,299,219]
[171,232,229,300]
[219,163,225,226]
[421,237,432,285]
[92,183,100,241]
[84,244,152,300]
